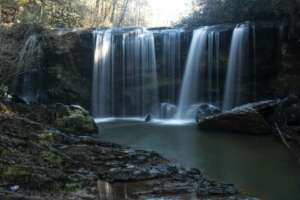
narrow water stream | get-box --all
[98,121,300,200]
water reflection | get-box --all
[99,121,300,200]
[98,181,114,200]
[97,180,198,200]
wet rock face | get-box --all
[284,102,300,126]
[0,25,94,109]
[0,102,246,199]
[42,29,94,109]
[0,24,43,88]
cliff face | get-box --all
[0,25,94,109]
[272,38,300,97]
[41,29,94,109]
[0,24,43,89]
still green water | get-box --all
[98,120,300,200]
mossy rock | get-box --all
[38,131,55,144]
[53,105,97,134]
[0,165,31,183]
[40,151,63,168]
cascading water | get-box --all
[92,29,113,118]
[92,28,159,119]
[175,27,209,119]
[91,24,251,122]
[160,29,183,104]
[207,31,222,106]
[17,35,44,103]
[223,24,250,110]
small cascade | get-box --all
[92,28,159,118]
[223,24,250,110]
[17,35,44,103]
[176,27,209,119]
[159,29,183,104]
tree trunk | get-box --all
[94,0,101,26]
[117,0,130,26]
[110,0,118,23]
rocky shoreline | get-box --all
[198,96,300,165]
[0,101,257,200]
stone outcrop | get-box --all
[198,100,281,134]
[6,102,97,134]
[0,25,94,109]
[198,96,300,134]
[41,29,94,109]
[160,103,177,118]
[195,103,221,121]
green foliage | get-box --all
[1,165,30,182]
[38,131,55,144]
[64,182,83,191]
[0,0,86,27]
[181,0,300,27]
[40,151,63,168]
[0,0,152,27]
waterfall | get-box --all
[175,27,209,119]
[92,29,113,117]
[223,24,250,110]
[17,35,44,103]
[92,28,159,118]
[208,31,222,107]
[160,29,183,104]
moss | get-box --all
[40,151,63,168]
[0,165,31,182]
[55,114,96,133]
[38,131,55,144]
[64,182,82,191]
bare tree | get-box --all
[117,0,130,26]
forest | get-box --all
[0,0,151,27]
[0,0,299,29]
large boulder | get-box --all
[51,104,97,134]
[160,103,177,119]
[182,103,221,120]
[195,103,221,121]
[6,102,97,135]
[198,100,281,134]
